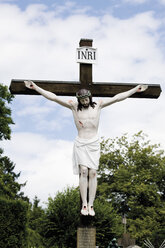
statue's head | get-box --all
[76,89,96,111]
[76,88,91,99]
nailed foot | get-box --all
[88,205,95,216]
[81,206,88,216]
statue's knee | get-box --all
[89,169,97,178]
[80,166,88,177]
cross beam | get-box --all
[10,79,161,99]
[9,39,162,99]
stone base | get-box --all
[77,227,96,248]
[118,233,135,248]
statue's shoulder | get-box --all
[68,100,77,109]
[97,99,103,108]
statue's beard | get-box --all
[82,103,90,108]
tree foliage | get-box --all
[0,148,26,200]
[0,83,26,200]
[0,84,14,140]
[42,187,80,248]
[0,197,28,248]
[93,197,122,247]
[0,83,29,247]
[40,187,121,248]
[98,131,165,245]
[27,196,46,248]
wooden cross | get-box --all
[10,39,161,99]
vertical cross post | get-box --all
[77,39,96,248]
[79,39,93,87]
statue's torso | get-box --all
[71,101,101,139]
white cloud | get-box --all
[93,12,164,84]
[17,105,51,116]
[0,4,164,85]
[159,0,165,5]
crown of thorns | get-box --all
[76,90,91,99]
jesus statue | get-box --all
[24,80,147,216]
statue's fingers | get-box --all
[144,85,148,90]
[141,85,148,92]
[24,81,29,87]
[24,80,33,89]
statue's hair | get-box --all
[76,89,97,111]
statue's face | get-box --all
[79,97,90,108]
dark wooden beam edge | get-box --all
[9,79,162,99]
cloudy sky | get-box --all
[1,0,165,206]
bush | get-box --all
[0,197,28,248]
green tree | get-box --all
[0,83,26,200]
[98,131,165,246]
[0,197,28,248]
[94,197,122,247]
[0,148,26,199]
[0,83,14,140]
[42,187,80,248]
[42,187,121,248]
[28,196,46,248]
[0,83,29,247]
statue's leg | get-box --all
[88,169,97,216]
[79,165,88,215]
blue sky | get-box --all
[1,0,165,205]
[4,0,165,19]
[1,0,165,21]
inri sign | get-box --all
[76,47,97,64]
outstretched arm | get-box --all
[24,80,72,109]
[101,85,148,108]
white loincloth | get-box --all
[72,135,100,175]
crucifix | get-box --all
[9,39,161,218]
